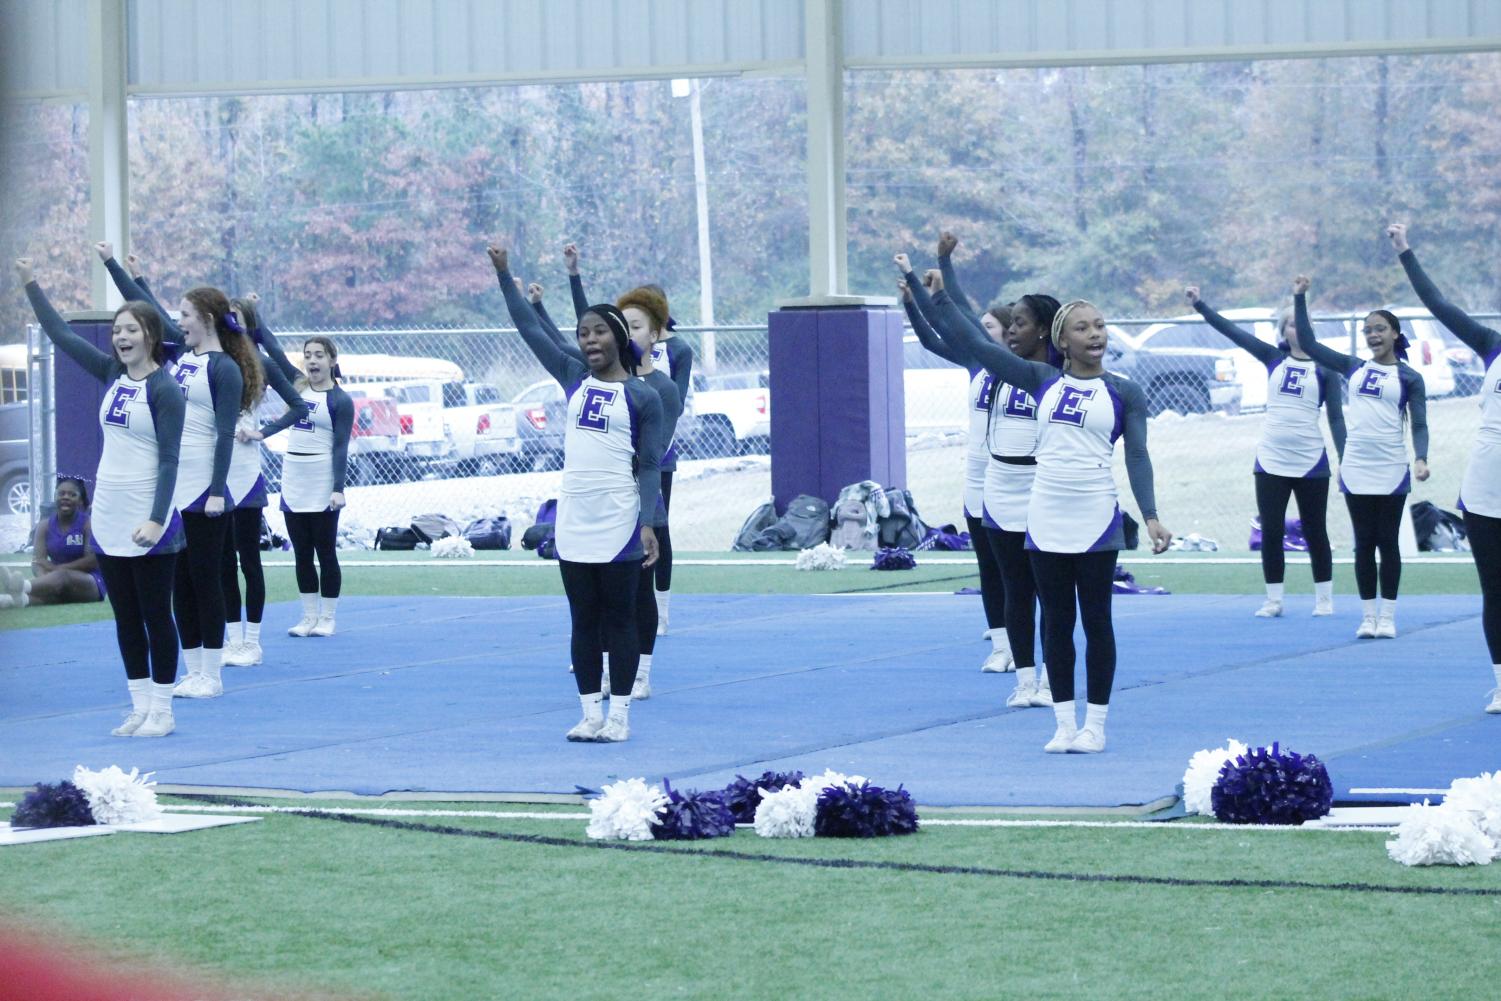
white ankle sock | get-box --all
[245,621,261,645]
[149,682,174,715]
[1052,700,1077,730]
[299,593,319,619]
[580,691,604,721]
[608,696,632,722]
[1380,599,1396,619]
[637,654,653,683]
[1266,582,1284,601]
[990,630,1008,653]
[1362,598,1378,618]
[127,678,150,714]
[1084,702,1109,732]
[201,647,223,684]
[1315,580,1332,601]
[1493,664,1501,687]
[656,589,671,618]
[228,621,244,646]
[1015,666,1036,688]
[320,596,339,618]
[183,646,203,677]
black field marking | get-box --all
[829,572,977,594]
[298,811,1501,898]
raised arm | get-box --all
[665,338,693,408]
[20,265,117,382]
[899,256,979,368]
[937,231,982,329]
[1292,281,1359,377]
[251,318,301,382]
[563,244,590,321]
[933,286,1049,394]
[329,389,354,496]
[1321,368,1347,460]
[530,282,585,361]
[901,279,965,367]
[1390,226,1501,358]
[258,349,309,423]
[96,245,183,342]
[490,245,585,387]
[1186,287,1282,366]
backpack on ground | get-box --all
[464,516,512,550]
[878,487,927,550]
[1411,500,1469,552]
[732,498,778,551]
[375,526,423,551]
[751,494,830,551]
[831,498,873,551]
[521,498,558,555]
[410,512,460,544]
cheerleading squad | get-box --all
[900,222,1501,754]
[18,244,351,738]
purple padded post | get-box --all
[769,305,906,512]
[54,314,115,493]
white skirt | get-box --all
[92,472,184,557]
[983,460,1036,533]
[1025,469,1122,553]
[556,487,640,563]
[226,433,268,509]
[173,438,216,512]
[279,451,336,513]
[1460,440,1501,518]
[963,452,987,520]
[1338,443,1409,496]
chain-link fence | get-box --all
[14,310,1490,555]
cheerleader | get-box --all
[20,260,185,737]
[490,244,664,743]
[1293,276,1428,639]
[933,292,1172,753]
[23,478,105,606]
[895,243,1011,673]
[565,245,691,635]
[94,244,262,698]
[1186,285,1346,617]
[247,332,352,638]
[1387,223,1501,712]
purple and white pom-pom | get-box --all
[719,770,805,825]
[649,781,736,841]
[1180,738,1249,816]
[11,781,97,829]
[71,765,161,825]
[1386,801,1496,867]
[1210,743,1332,825]
[586,778,668,841]
[753,769,865,838]
[872,547,916,571]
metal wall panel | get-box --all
[0,0,91,97]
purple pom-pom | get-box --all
[814,782,920,838]
[11,781,96,829]
[719,770,805,824]
[649,780,737,840]
[872,547,916,571]
[1211,742,1333,825]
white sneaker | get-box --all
[1030,673,1054,708]
[631,677,651,700]
[980,647,1015,673]
[1355,616,1377,639]
[566,716,606,742]
[1067,727,1106,753]
[223,641,262,666]
[1044,724,1077,753]
[596,717,630,742]
[1486,689,1501,714]
[1374,613,1397,639]
[310,615,336,637]
[1312,596,1334,617]
[172,673,222,699]
[111,711,148,737]
[132,711,175,737]
[288,615,317,637]
[1005,681,1035,708]
[656,618,669,637]
[1254,599,1283,618]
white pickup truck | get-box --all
[689,371,770,457]
[376,380,520,476]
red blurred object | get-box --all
[398,414,414,436]
[524,407,547,430]
[1421,341,1432,365]
[475,412,491,435]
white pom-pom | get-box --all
[753,783,819,838]
[1180,738,1249,816]
[1386,801,1495,866]
[430,536,475,559]
[71,765,162,825]
[1442,771,1501,851]
[801,769,865,794]
[795,543,847,571]
[586,778,668,841]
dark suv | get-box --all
[511,380,567,472]
[1106,325,1242,416]
[1,401,29,516]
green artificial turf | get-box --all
[2,798,1498,1000]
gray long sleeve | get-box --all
[1106,373,1159,522]
[1321,368,1347,459]
[498,269,588,388]
[104,258,183,342]
[26,282,118,382]
[328,387,354,493]
[570,273,590,323]
[1294,293,1361,377]
[145,370,185,525]
[938,252,982,329]
[1399,249,1501,359]
[535,298,585,361]
[1401,366,1429,462]
[206,354,244,499]
[253,321,301,382]
[640,370,679,522]
[932,288,1054,393]
[259,350,309,422]
[903,294,965,368]
[623,377,664,526]
[664,337,694,409]
[1193,299,1282,367]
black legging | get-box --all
[1344,493,1405,600]
[654,471,674,592]
[636,555,660,656]
[560,559,640,696]
[221,506,266,625]
[1463,510,1501,663]
[284,509,342,597]
[985,526,1041,669]
[174,511,230,650]
[1254,472,1332,584]
[1029,549,1118,705]
[966,514,1006,631]
[97,553,179,684]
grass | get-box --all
[2,796,1498,1000]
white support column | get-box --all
[87,0,130,309]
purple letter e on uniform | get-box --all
[1049,385,1095,426]
[104,384,140,427]
[577,386,616,432]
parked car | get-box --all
[1431,323,1486,396]
[373,380,452,465]
[689,371,770,457]
[259,391,404,485]
[1384,309,1460,400]
[903,335,970,434]
[1106,322,1243,415]
[0,400,29,516]
[511,380,567,472]
[439,381,521,475]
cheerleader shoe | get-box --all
[173,674,222,699]
[1005,680,1035,708]
[566,716,606,742]
[980,646,1015,673]
[310,615,336,637]
[1312,595,1335,616]
[631,677,651,700]
[223,641,262,667]
[1029,671,1054,708]
[111,711,148,737]
[1355,615,1377,639]
[1486,689,1501,714]
[1044,724,1078,753]
[595,717,630,743]
[1067,727,1106,754]
[132,710,175,738]
[1254,599,1283,618]
[288,615,317,637]
[1374,610,1397,639]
